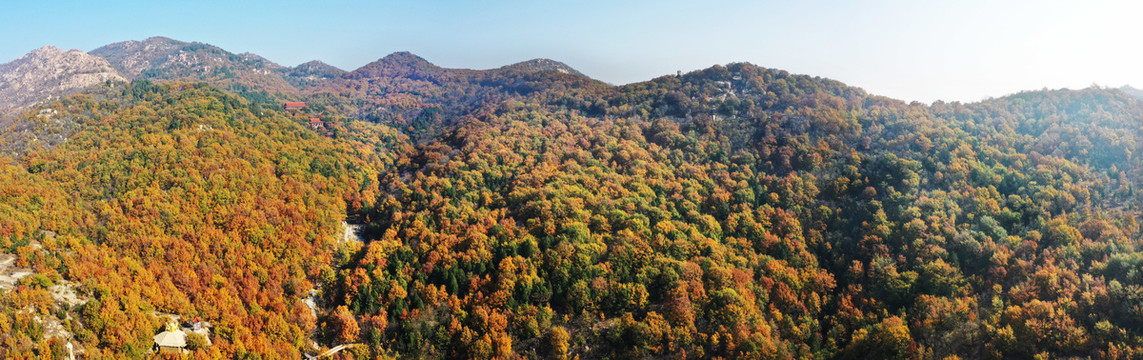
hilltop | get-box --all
[498,58,586,76]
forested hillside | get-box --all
[1,49,1142,359]
[321,64,1143,359]
[0,81,399,358]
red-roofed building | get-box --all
[284,102,307,110]
[309,118,324,129]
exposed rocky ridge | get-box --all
[91,36,287,79]
[0,45,124,118]
[91,37,298,94]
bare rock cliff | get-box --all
[0,45,125,117]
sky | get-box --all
[1,0,1140,103]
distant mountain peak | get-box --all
[296,60,339,70]
[28,45,63,55]
[288,60,347,81]
[1120,85,1143,100]
[90,37,296,94]
[382,51,427,61]
[294,60,344,73]
[96,36,183,52]
[143,36,176,43]
[500,58,584,76]
[377,51,437,69]
[349,51,443,80]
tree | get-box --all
[186,332,209,351]
[547,326,571,359]
[839,316,916,360]
[331,306,360,344]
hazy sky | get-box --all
[2,0,1139,103]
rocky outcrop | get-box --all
[347,51,447,80]
[284,60,347,89]
[0,45,124,117]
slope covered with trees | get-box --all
[0,81,400,358]
[1,53,1142,359]
[324,64,1143,359]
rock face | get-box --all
[0,45,124,117]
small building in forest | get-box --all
[153,321,187,354]
[310,118,324,129]
[284,102,307,110]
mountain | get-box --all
[90,36,287,79]
[90,36,298,95]
[5,38,1143,359]
[24,38,599,136]
[347,51,447,81]
[285,60,347,89]
[291,60,345,78]
[332,51,608,139]
[1120,85,1143,100]
[0,45,124,118]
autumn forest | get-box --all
[2,41,1143,359]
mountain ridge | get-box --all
[3,37,1142,127]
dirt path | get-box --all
[342,222,362,243]
[310,343,363,359]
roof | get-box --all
[310,118,323,123]
[284,102,307,107]
[154,330,187,348]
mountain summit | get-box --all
[348,51,444,80]
[290,60,346,79]
[499,58,584,76]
